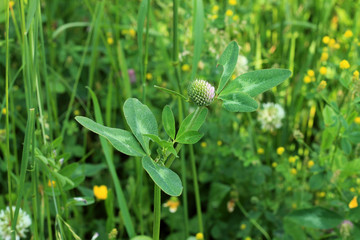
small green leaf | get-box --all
[216,41,239,94]
[176,131,204,144]
[177,108,208,138]
[221,69,291,97]
[142,156,183,196]
[219,92,258,112]
[75,116,145,157]
[162,105,176,139]
[124,98,158,154]
[143,134,172,148]
[286,207,343,229]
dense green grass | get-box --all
[1,0,360,239]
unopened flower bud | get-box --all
[188,79,215,106]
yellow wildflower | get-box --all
[232,15,239,21]
[320,52,329,62]
[73,109,80,116]
[272,162,278,168]
[353,70,359,78]
[290,168,297,175]
[340,60,350,69]
[328,38,336,48]
[303,75,311,84]
[354,117,360,125]
[9,0,15,8]
[128,29,136,38]
[277,147,285,155]
[307,70,315,77]
[317,80,327,91]
[231,74,237,80]
[107,37,114,45]
[48,180,56,187]
[257,148,264,155]
[288,156,297,163]
[344,30,353,38]
[229,0,237,5]
[196,233,204,240]
[163,197,180,213]
[319,67,327,75]
[201,142,207,148]
[334,43,340,49]
[211,14,218,20]
[350,187,356,193]
[322,36,330,44]
[146,73,153,80]
[1,108,6,115]
[181,64,190,72]
[308,160,315,168]
[225,10,233,16]
[93,185,108,200]
[349,196,358,209]
[217,140,222,146]
[212,5,219,13]
[240,224,246,230]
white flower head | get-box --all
[257,103,285,131]
[0,207,31,240]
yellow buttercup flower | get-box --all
[320,52,328,62]
[225,9,234,16]
[317,80,327,91]
[322,36,330,44]
[290,168,297,175]
[229,0,237,5]
[107,37,114,45]
[307,69,315,77]
[354,117,360,125]
[196,232,204,240]
[212,5,219,13]
[48,180,56,187]
[211,14,218,20]
[201,142,207,148]
[308,160,315,168]
[328,38,336,48]
[303,75,311,84]
[344,30,353,38]
[319,67,327,75]
[288,156,297,163]
[93,185,108,200]
[277,147,285,155]
[272,162,278,168]
[349,196,358,209]
[146,73,153,80]
[257,148,264,154]
[128,29,136,38]
[353,70,359,78]
[181,64,190,72]
[340,60,350,69]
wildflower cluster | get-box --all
[0,207,31,240]
[257,103,285,131]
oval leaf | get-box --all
[216,41,239,94]
[221,69,291,97]
[177,107,208,138]
[124,98,158,154]
[219,92,258,112]
[286,207,343,229]
[176,131,204,144]
[75,116,145,157]
[142,156,183,196]
[162,105,176,139]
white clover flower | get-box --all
[257,103,285,131]
[0,207,32,240]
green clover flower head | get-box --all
[188,79,215,106]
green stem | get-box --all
[236,201,271,240]
[153,185,161,240]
